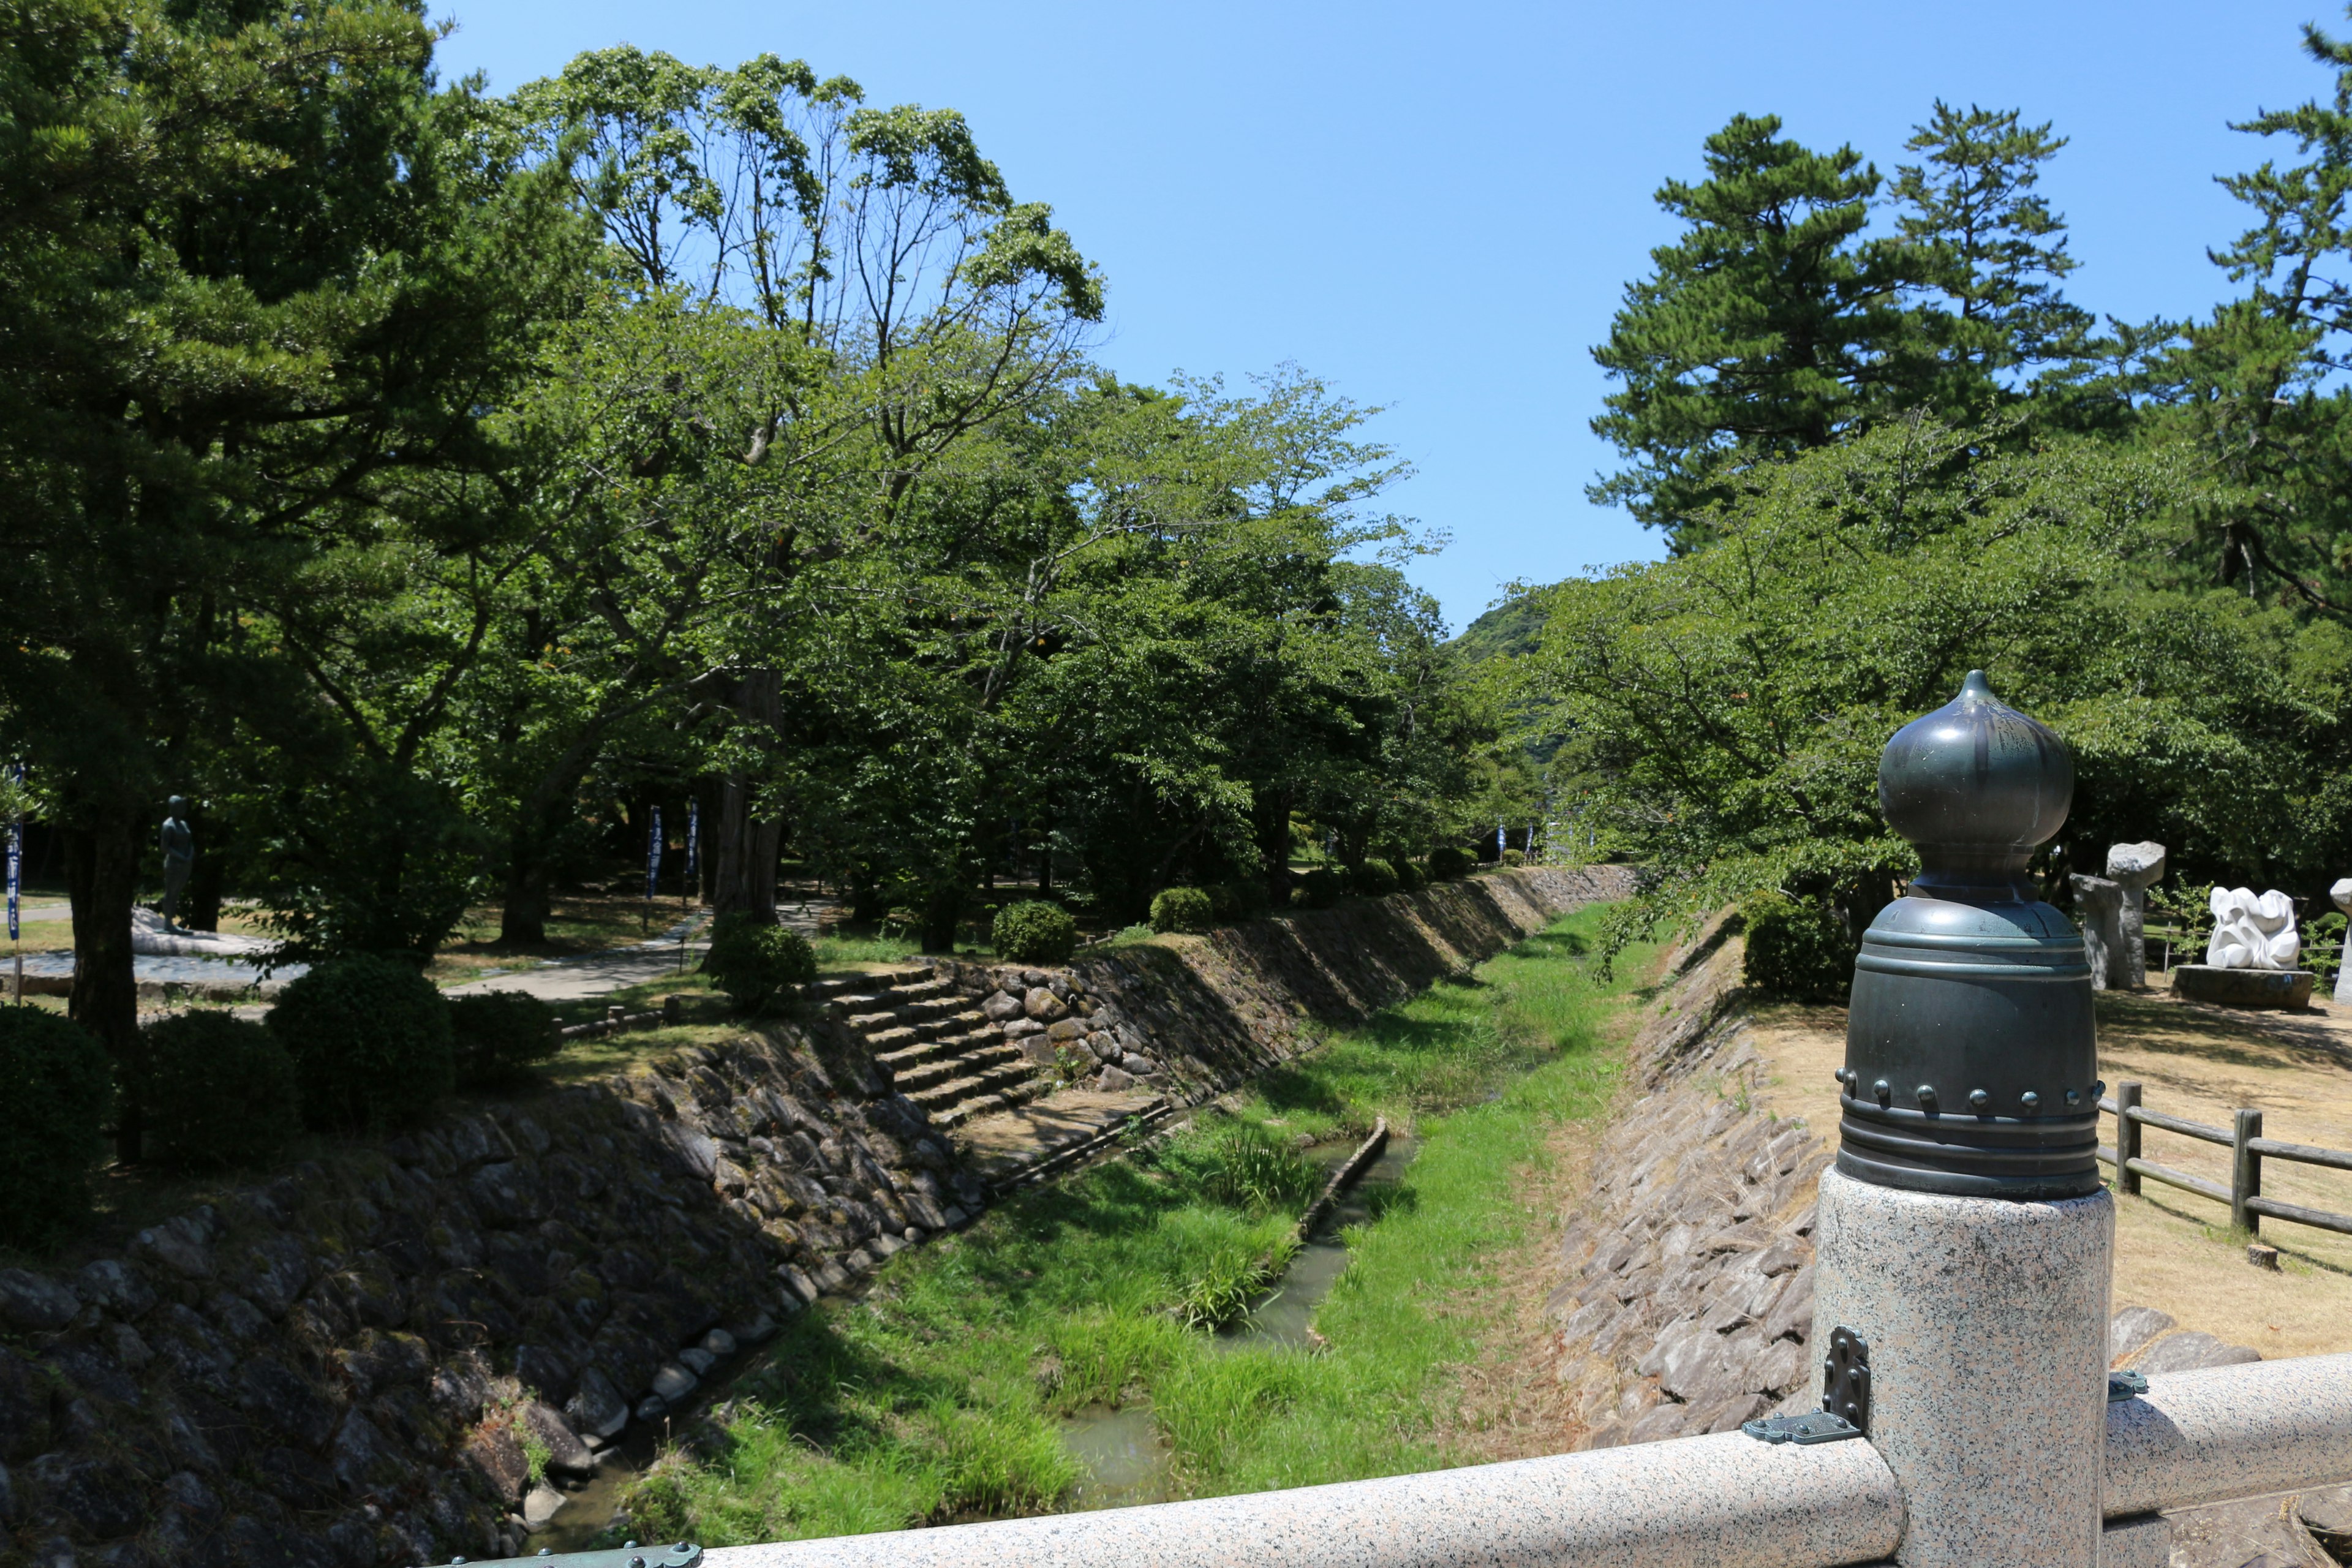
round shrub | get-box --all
[268,954,454,1133]
[703,914,818,1012]
[1208,880,1270,922]
[1149,886,1214,934]
[1350,858,1400,897]
[994,900,1077,964]
[0,1008,112,1251]
[449,991,563,1088]
[140,1012,298,1172]
[1741,891,1857,1001]
[1426,846,1472,881]
[1501,847,1526,867]
[1291,867,1345,908]
[1392,856,1425,892]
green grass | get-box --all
[620,908,1648,1544]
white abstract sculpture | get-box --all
[2332,878,2352,1004]
[2206,887,2301,971]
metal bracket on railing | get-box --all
[1823,1326,1871,1434]
[2108,1370,2149,1402]
[1743,1325,1873,1446]
[437,1544,701,1568]
[1742,1409,1864,1444]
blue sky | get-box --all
[437,0,2339,632]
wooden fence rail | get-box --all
[2098,1082,2352,1240]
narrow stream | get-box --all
[1057,1129,1420,1505]
[538,1129,1420,1545]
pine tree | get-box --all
[1589,115,1931,552]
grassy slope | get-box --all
[626,909,1647,1545]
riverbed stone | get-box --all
[565,1368,628,1440]
[649,1363,698,1403]
[0,1270,81,1332]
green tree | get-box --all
[1892,102,2092,405]
[1589,114,1929,550]
[0,0,582,1145]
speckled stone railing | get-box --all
[701,1430,1907,1568]
[689,1355,2352,1568]
[2106,1353,2352,1518]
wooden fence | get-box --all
[2099,1082,2352,1238]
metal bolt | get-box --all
[1873,1078,1891,1105]
[1915,1084,1936,1106]
[2021,1090,2040,1111]
[1969,1088,1990,1110]
[2064,1088,2081,1107]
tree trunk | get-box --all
[709,669,785,923]
[919,880,963,954]
[499,829,552,946]
[64,814,145,1163]
[1256,791,1294,908]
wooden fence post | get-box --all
[2116,1082,2142,1196]
[2233,1107,2263,1234]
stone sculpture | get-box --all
[2105,842,2166,989]
[159,796,194,933]
[2206,887,2300,971]
[2069,875,2123,992]
[2332,879,2352,1005]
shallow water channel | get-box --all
[534,1129,1422,1542]
[1061,1129,1421,1509]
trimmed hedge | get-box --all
[269,954,455,1133]
[1741,892,1857,1001]
[1207,880,1270,922]
[140,1012,299,1172]
[1350,858,1400,897]
[1501,847,1526,867]
[1149,886,1214,934]
[450,990,564,1087]
[0,1008,113,1251]
[1291,867,1345,908]
[1426,846,1472,881]
[994,900,1077,963]
[704,915,818,1012]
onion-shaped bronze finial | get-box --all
[1838,671,2101,1200]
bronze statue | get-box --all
[160,796,194,932]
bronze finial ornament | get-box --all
[1836,671,2103,1200]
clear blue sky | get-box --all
[437,0,2339,633]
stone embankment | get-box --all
[0,866,1623,1568]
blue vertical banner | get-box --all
[646,805,664,901]
[684,800,699,896]
[1497,820,1506,856]
[6,763,18,943]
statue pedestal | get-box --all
[2171,964,2315,1009]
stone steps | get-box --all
[815,966,1047,1131]
[891,1042,1023,1096]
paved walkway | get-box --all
[443,912,711,1000]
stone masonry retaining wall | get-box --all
[0,867,1623,1568]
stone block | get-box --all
[0,1269,81,1331]
[982,991,1023,1022]
[2170,964,2315,1009]
[565,1368,628,1440]
[2108,1304,2174,1365]
[1023,987,1068,1022]
[2133,1329,2260,1374]
[1097,1066,1134,1092]
[1046,1018,1085,1043]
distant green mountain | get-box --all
[1447,592,1548,663]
